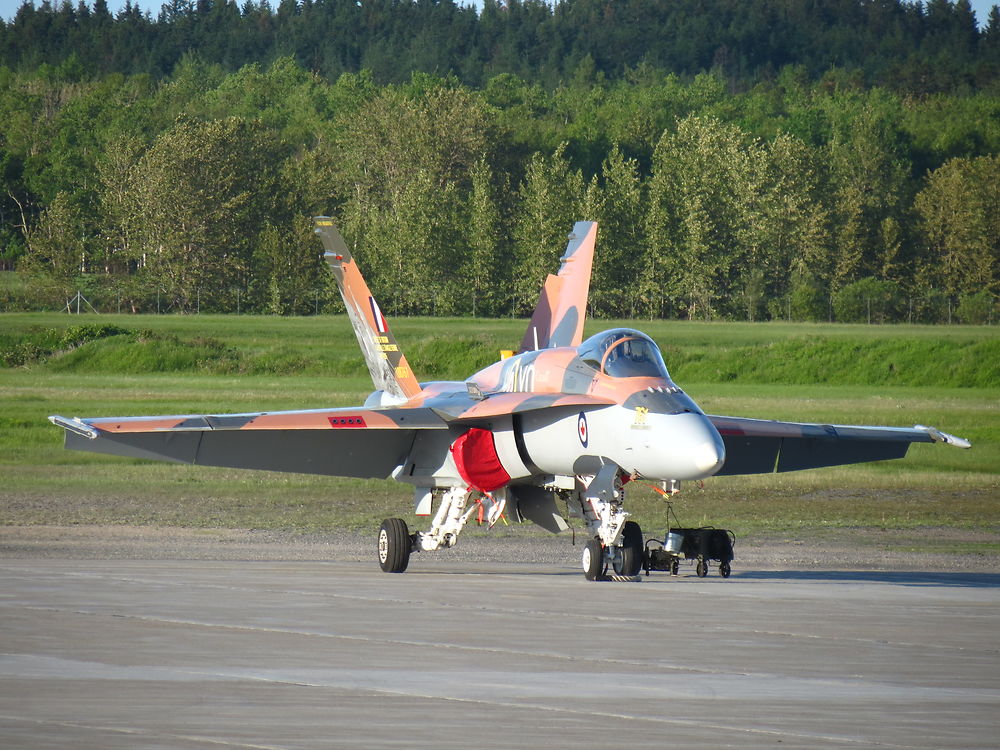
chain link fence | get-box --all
[1,271,996,324]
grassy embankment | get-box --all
[2,312,997,554]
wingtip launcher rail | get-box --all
[916,425,972,449]
[48,415,100,440]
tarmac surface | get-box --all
[1,550,999,749]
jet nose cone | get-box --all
[633,411,726,481]
[692,432,726,476]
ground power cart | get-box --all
[644,526,736,578]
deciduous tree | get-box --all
[915,154,1000,299]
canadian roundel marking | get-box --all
[577,412,588,447]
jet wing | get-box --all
[49,406,448,479]
[708,415,971,475]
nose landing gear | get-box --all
[576,462,645,581]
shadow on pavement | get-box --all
[734,569,1000,588]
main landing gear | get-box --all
[376,486,507,572]
[375,464,647,581]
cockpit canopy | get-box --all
[577,328,672,380]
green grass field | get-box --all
[2,312,997,554]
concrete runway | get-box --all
[1,557,998,749]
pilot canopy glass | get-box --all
[578,329,672,379]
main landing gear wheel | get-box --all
[378,518,412,573]
[613,520,644,577]
[582,537,605,581]
[720,562,732,578]
[696,559,708,578]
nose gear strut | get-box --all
[576,461,643,580]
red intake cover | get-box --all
[449,427,511,492]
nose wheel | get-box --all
[582,521,644,580]
[582,537,606,580]
[613,520,644,576]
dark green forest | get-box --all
[4,0,1000,89]
[1,0,999,322]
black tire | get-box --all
[582,537,605,581]
[613,521,644,577]
[720,561,731,578]
[378,518,411,573]
[671,559,680,576]
[696,559,708,577]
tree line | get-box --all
[2,58,998,322]
[3,0,999,92]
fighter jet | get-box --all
[49,220,971,579]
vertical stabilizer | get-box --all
[314,218,421,401]
[519,221,597,353]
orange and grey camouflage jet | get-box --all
[50,220,971,579]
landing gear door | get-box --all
[510,486,569,534]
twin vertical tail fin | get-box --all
[519,221,597,353]
[314,218,421,402]
[314,218,596,396]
